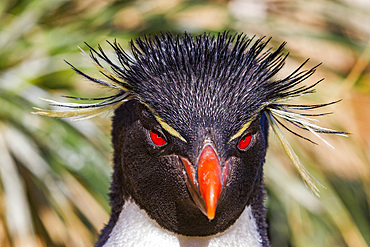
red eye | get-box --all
[150,130,166,146]
[238,134,252,150]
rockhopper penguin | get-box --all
[35,32,347,247]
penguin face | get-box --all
[111,96,269,236]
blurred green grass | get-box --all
[0,0,369,246]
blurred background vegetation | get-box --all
[0,0,369,246]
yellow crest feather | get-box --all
[266,110,323,196]
[154,115,187,143]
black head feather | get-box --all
[118,33,277,141]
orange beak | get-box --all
[197,145,222,220]
[180,144,224,220]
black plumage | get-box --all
[35,32,347,247]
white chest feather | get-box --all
[103,201,262,247]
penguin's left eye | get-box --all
[150,129,167,146]
[237,134,252,151]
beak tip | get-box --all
[207,210,216,220]
[204,193,218,220]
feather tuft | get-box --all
[265,111,324,196]
[33,94,131,120]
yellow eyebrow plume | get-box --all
[265,110,322,196]
[229,119,253,142]
[154,115,187,143]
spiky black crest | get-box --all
[34,31,347,194]
[121,32,290,140]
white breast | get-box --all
[103,201,262,247]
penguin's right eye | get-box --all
[150,129,167,146]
